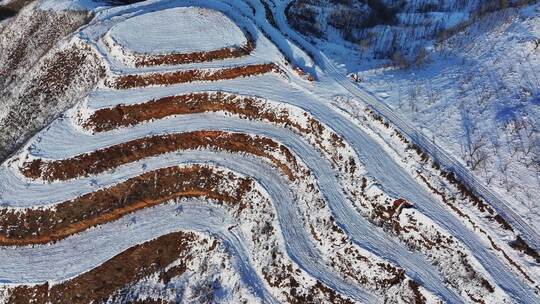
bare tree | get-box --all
[468,134,490,170]
[413,47,430,67]
[408,82,420,113]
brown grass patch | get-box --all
[4,231,203,304]
[106,63,279,89]
[5,230,355,304]
[80,91,351,175]
[83,92,306,133]
[133,34,255,67]
[20,131,298,182]
[0,165,252,245]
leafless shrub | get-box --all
[412,47,430,67]
[390,51,410,69]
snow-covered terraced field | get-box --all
[108,7,247,55]
[0,0,539,303]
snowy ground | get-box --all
[108,6,247,54]
[293,1,540,227]
[0,0,539,303]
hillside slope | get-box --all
[0,0,104,161]
[287,0,540,227]
[0,0,538,303]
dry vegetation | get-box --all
[0,2,103,159]
[80,91,351,178]
[106,63,279,89]
[21,131,298,181]
[364,108,539,287]
[131,34,255,67]
[0,165,253,245]
[3,231,204,304]
[83,92,307,132]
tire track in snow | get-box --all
[268,2,540,300]
[6,113,461,303]
[15,69,537,300]
[0,201,279,304]
[3,1,536,302]
[1,153,378,303]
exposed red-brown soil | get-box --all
[0,165,252,245]
[20,131,298,182]
[83,92,307,133]
[291,65,315,81]
[132,34,255,67]
[4,231,203,304]
[79,90,355,177]
[106,63,279,89]
[79,92,495,301]
[372,198,413,224]
[4,229,356,304]
[80,90,354,175]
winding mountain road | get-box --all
[271,0,540,254]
